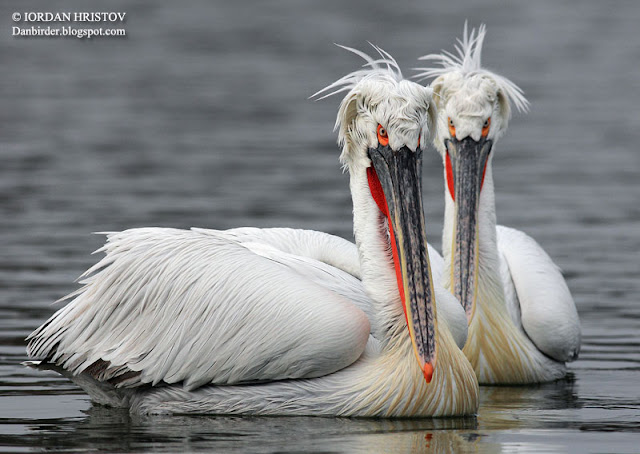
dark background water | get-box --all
[1,1,639,452]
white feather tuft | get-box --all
[310,43,403,101]
[414,21,529,114]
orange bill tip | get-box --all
[423,363,434,384]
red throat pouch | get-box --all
[367,167,407,321]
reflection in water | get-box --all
[20,407,484,453]
[478,374,582,430]
[10,376,586,454]
[2,0,640,452]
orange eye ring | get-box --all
[482,117,491,137]
[377,124,389,146]
[448,117,456,137]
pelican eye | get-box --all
[448,117,456,137]
[377,124,389,146]
[482,117,491,137]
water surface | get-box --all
[1,1,639,452]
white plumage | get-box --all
[416,23,581,384]
[27,46,479,416]
[497,226,581,363]
[30,228,370,390]
[224,227,468,350]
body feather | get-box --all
[28,228,370,390]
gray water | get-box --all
[1,0,639,452]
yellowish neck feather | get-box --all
[463,281,540,384]
[353,320,478,417]
[443,170,548,383]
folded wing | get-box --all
[497,225,581,362]
[27,228,370,390]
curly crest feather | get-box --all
[414,21,529,115]
[311,43,403,102]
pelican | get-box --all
[415,24,581,384]
[26,47,478,416]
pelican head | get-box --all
[415,23,529,321]
[314,45,438,383]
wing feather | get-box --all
[210,227,362,279]
[27,228,370,390]
[496,226,581,362]
[224,229,467,349]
